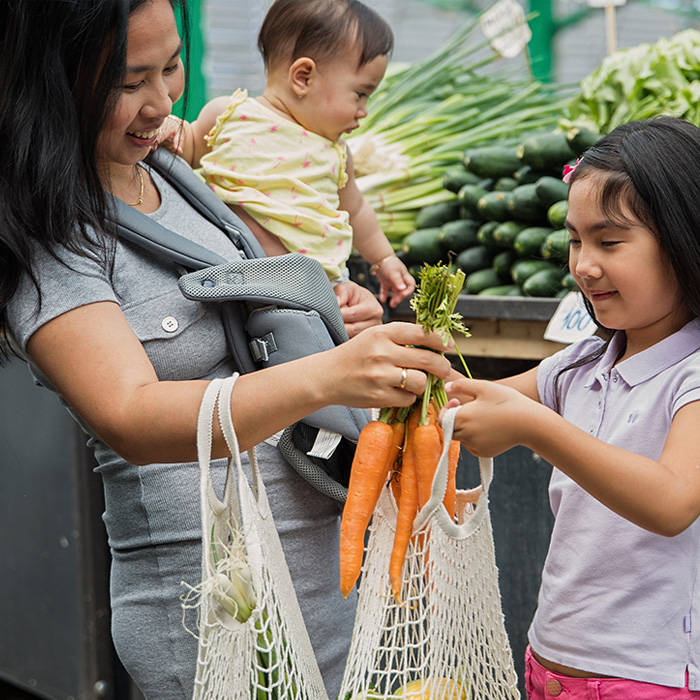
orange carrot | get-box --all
[389,411,420,602]
[414,422,442,509]
[339,420,395,599]
[387,420,406,476]
[443,440,460,520]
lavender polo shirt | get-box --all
[529,318,700,689]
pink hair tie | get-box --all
[562,157,582,184]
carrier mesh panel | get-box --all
[178,254,347,342]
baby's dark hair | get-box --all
[257,0,394,72]
[569,116,700,319]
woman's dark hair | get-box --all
[553,116,700,409]
[258,0,394,72]
[0,0,189,362]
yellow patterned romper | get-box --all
[199,89,353,283]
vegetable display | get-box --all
[400,127,597,297]
[347,13,572,244]
[339,263,471,601]
[567,29,700,135]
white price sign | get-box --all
[544,292,597,344]
[480,0,532,59]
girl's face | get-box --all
[97,0,184,178]
[296,50,388,142]
[567,175,692,355]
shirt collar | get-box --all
[585,317,700,389]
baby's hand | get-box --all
[372,254,416,308]
[155,114,187,155]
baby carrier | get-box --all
[107,149,370,502]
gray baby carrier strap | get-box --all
[108,150,369,501]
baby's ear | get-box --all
[289,57,316,97]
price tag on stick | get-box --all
[480,0,532,59]
[544,292,597,344]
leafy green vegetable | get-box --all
[410,262,472,423]
[567,29,700,134]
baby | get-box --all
[164,0,415,315]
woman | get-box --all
[0,1,451,698]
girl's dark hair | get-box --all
[553,116,700,409]
[0,0,189,362]
[258,0,394,72]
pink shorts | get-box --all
[525,646,700,700]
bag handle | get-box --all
[413,406,493,537]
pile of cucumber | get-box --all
[400,126,600,298]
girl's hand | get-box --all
[334,280,384,337]
[322,321,453,409]
[373,255,416,308]
[440,378,540,457]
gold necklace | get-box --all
[128,166,145,206]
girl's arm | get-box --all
[339,150,415,307]
[26,301,452,463]
[444,377,700,537]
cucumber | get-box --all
[492,249,518,281]
[541,228,569,261]
[535,176,570,208]
[455,245,495,276]
[547,200,569,227]
[517,132,576,170]
[458,184,489,217]
[507,183,548,223]
[414,200,461,229]
[439,219,480,254]
[401,227,443,265]
[493,221,527,248]
[522,267,565,297]
[476,220,500,247]
[514,226,554,257]
[566,125,601,155]
[561,271,579,290]
[465,267,502,295]
[494,176,519,192]
[510,259,559,286]
[462,146,521,179]
[442,167,482,193]
[476,191,513,221]
[514,165,543,185]
[478,284,523,297]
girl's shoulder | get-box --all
[537,335,608,408]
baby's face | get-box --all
[299,51,388,142]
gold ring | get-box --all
[399,367,408,390]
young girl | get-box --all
[442,117,700,699]
[165,0,415,315]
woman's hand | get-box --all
[333,280,384,338]
[439,378,541,457]
[318,321,453,409]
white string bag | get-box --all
[338,407,520,699]
[183,375,329,700]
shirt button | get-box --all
[161,316,179,333]
[546,677,563,696]
[613,374,619,383]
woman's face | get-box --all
[97,0,184,177]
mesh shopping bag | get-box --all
[338,407,520,700]
[183,375,329,700]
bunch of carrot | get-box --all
[339,262,472,601]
